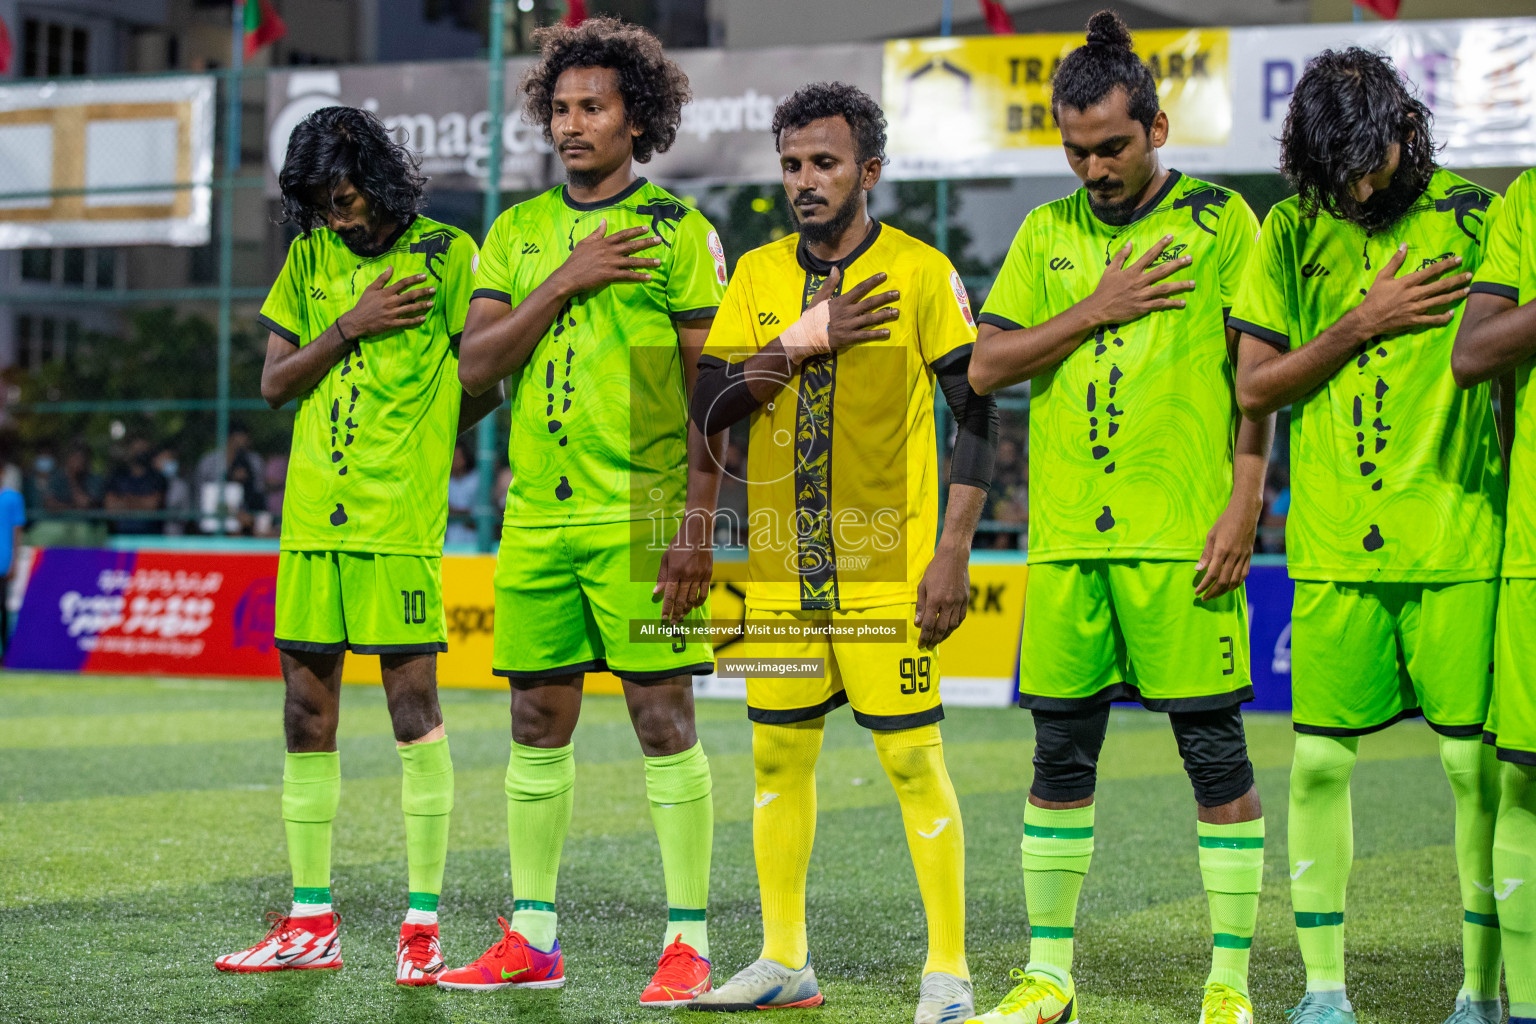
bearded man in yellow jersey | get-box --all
[687,83,997,1024]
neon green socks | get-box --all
[505,741,574,952]
[1022,802,1095,988]
[282,751,340,916]
[1288,733,1357,994]
[399,736,454,924]
[645,742,714,957]
[1439,735,1503,1001]
[1496,762,1536,1021]
[1199,818,1265,994]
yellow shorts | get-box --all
[743,604,942,731]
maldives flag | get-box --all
[1354,0,1400,17]
[244,0,287,58]
[0,15,12,75]
[978,0,1015,34]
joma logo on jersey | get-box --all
[1302,262,1330,279]
[409,229,456,282]
[1435,183,1494,241]
[1050,257,1075,270]
[1172,185,1230,235]
[758,312,781,326]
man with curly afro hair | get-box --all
[439,16,729,1007]
[688,81,996,1024]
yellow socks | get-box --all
[873,724,968,979]
[752,720,823,968]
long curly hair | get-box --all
[277,106,427,234]
[1052,10,1159,132]
[1280,47,1438,230]
[771,81,888,165]
[520,16,690,164]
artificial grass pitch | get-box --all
[0,674,1481,1023]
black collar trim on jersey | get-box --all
[341,214,416,259]
[797,219,882,275]
[1117,169,1183,227]
[562,176,648,211]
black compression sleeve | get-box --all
[936,350,999,491]
[692,354,780,435]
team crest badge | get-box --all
[950,270,974,327]
[708,231,727,286]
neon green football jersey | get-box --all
[1471,167,1536,578]
[473,178,727,527]
[979,170,1258,563]
[259,214,476,556]
[1230,168,1506,582]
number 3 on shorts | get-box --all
[900,655,932,695]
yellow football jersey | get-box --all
[702,222,976,611]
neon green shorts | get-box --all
[1018,560,1252,711]
[492,520,714,684]
[274,550,446,655]
[1489,577,1536,764]
[1290,579,1494,737]
[743,604,942,731]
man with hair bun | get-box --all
[688,80,994,1023]
[1234,46,1505,1024]
[969,11,1272,1023]
[438,15,728,1007]
[216,105,499,985]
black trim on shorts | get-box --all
[611,662,716,683]
[853,705,946,731]
[1468,281,1518,302]
[350,642,447,655]
[471,287,512,304]
[275,637,347,654]
[976,312,1023,331]
[1424,720,1486,738]
[1293,706,1423,738]
[1018,682,1253,714]
[671,306,719,323]
[258,314,301,346]
[1485,730,1536,766]
[1228,317,1290,354]
[747,691,849,724]
[495,659,607,687]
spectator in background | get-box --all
[979,436,1028,550]
[264,452,288,530]
[446,442,477,547]
[154,447,192,536]
[45,443,103,513]
[0,462,23,654]
[195,424,266,535]
[105,437,167,535]
[1260,461,1289,554]
[715,440,748,548]
[26,448,56,509]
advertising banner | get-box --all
[7,548,1294,712]
[4,547,279,677]
[1224,18,1536,174]
[263,45,882,195]
[0,74,214,248]
[883,29,1230,179]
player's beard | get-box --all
[1348,161,1434,234]
[795,186,863,246]
[565,166,604,190]
[1085,181,1141,227]
[337,216,388,257]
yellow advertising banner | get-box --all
[883,29,1229,177]
[342,555,1027,697]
